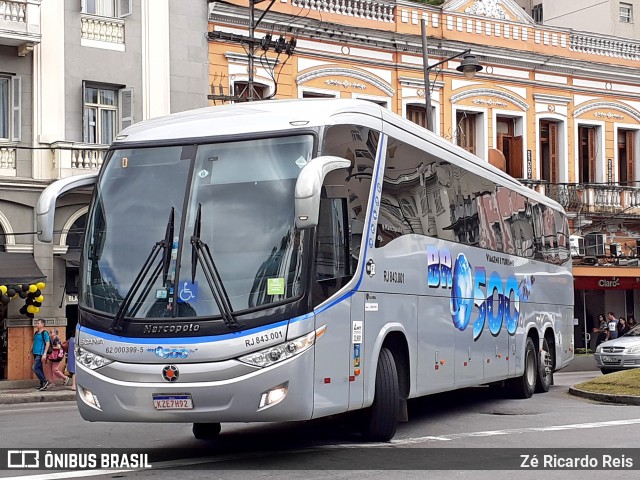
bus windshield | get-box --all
[82,135,314,320]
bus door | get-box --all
[311,191,354,418]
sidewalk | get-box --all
[0,380,77,405]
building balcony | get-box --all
[80,13,124,50]
[0,144,16,176]
[51,142,108,179]
[0,0,41,54]
[519,180,640,216]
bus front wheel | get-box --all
[193,422,221,440]
[505,337,537,399]
[362,347,400,442]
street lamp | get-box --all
[421,19,482,132]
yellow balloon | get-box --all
[27,305,36,313]
[36,295,44,303]
[0,285,6,295]
[33,307,40,313]
[36,282,46,290]
[29,284,37,293]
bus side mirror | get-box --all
[294,156,351,229]
[36,173,99,243]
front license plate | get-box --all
[152,394,193,410]
[602,355,620,363]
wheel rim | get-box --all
[525,349,536,386]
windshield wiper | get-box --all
[190,204,241,329]
[110,208,175,333]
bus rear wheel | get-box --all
[362,347,400,442]
[535,338,553,393]
[505,337,537,399]
[193,422,221,440]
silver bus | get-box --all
[37,99,574,441]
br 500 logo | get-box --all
[427,246,532,340]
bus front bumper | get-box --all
[76,350,315,423]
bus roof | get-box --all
[114,98,563,213]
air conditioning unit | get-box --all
[585,233,606,257]
[610,243,622,257]
[569,235,585,257]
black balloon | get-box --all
[34,290,42,297]
[26,312,34,318]
[33,301,42,307]
[21,284,29,292]
[0,295,9,305]
[19,306,27,314]
[7,288,16,297]
[18,291,27,299]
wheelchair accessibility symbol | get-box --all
[178,281,198,303]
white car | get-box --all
[594,325,640,374]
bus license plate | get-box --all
[602,355,619,363]
[153,394,193,410]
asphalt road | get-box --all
[1,371,640,480]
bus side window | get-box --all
[316,193,350,282]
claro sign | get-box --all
[598,277,620,288]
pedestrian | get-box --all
[607,311,619,340]
[628,315,637,329]
[29,319,50,391]
[618,317,630,337]
[44,329,70,388]
[67,335,76,391]
[594,314,608,346]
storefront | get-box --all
[0,252,47,380]
[573,265,640,352]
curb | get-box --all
[568,386,640,405]
[0,393,76,405]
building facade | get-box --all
[0,0,209,380]
[208,0,640,351]
[515,0,640,40]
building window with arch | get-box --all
[0,224,5,252]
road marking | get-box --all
[5,418,640,477]
[332,417,640,447]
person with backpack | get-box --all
[44,329,70,388]
[29,318,50,391]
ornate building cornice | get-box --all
[574,102,640,123]
[450,88,529,111]
[297,67,395,97]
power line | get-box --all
[542,0,609,23]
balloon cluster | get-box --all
[0,282,46,318]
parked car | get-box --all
[594,325,640,374]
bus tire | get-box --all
[535,338,553,393]
[192,422,221,440]
[505,337,537,399]
[363,347,399,442]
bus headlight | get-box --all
[76,347,114,370]
[238,325,327,368]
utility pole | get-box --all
[420,19,433,132]
[208,0,295,103]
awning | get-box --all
[0,252,47,285]
[60,250,81,268]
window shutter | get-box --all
[82,81,87,143]
[588,128,596,183]
[549,122,558,183]
[80,0,86,13]
[119,0,132,17]
[11,76,21,142]
[119,88,134,131]
[627,131,635,183]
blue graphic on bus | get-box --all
[427,246,534,340]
